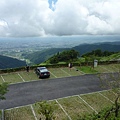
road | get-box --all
[0,73,116,109]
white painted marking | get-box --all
[60,68,71,76]
[98,92,114,104]
[55,99,72,120]
[78,95,98,114]
[18,73,25,82]
[1,75,5,82]
[30,105,38,120]
[50,71,57,78]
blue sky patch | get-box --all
[48,0,57,10]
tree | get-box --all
[49,49,79,64]
[0,82,8,100]
[35,101,57,120]
[0,82,8,118]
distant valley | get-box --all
[0,37,120,69]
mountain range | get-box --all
[24,41,120,64]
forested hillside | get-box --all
[0,55,26,69]
[25,42,120,64]
[73,43,120,55]
[23,48,69,64]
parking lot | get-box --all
[0,64,120,120]
[0,64,119,84]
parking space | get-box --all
[5,106,35,120]
[2,73,23,84]
[57,96,93,119]
[18,71,39,82]
[81,93,113,112]
[48,67,70,78]
[61,67,83,76]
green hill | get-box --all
[25,42,120,64]
[73,43,120,55]
[0,55,26,69]
[24,48,69,64]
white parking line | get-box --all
[55,99,72,120]
[50,71,57,78]
[1,75,5,82]
[98,92,114,104]
[30,105,38,120]
[60,68,71,76]
[18,73,25,82]
[78,95,98,114]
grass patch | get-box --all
[19,71,39,81]
[5,106,35,120]
[33,100,68,120]
[100,90,120,103]
[76,66,98,74]
[48,68,69,78]
[61,67,83,76]
[81,93,113,112]
[94,65,109,73]
[58,96,93,119]
[2,73,23,84]
[0,76,4,83]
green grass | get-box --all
[0,76,4,84]
[5,106,35,120]
[2,73,23,84]
[19,71,39,81]
[33,101,68,120]
[100,52,120,61]
[61,67,83,76]
[48,68,69,78]
[100,90,118,103]
[81,93,113,112]
[58,96,94,120]
[76,66,98,74]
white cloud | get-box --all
[0,0,120,37]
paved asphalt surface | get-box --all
[0,73,117,109]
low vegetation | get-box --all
[47,49,79,64]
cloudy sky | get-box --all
[0,0,120,37]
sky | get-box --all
[0,0,120,37]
